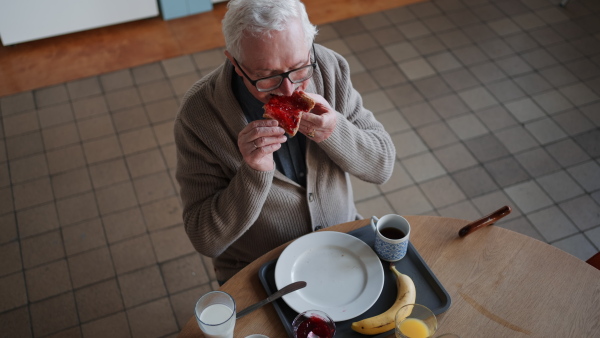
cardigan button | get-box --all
[308,193,315,202]
[314,225,323,231]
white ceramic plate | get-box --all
[274,231,384,322]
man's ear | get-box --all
[224,50,243,77]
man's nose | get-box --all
[278,78,295,96]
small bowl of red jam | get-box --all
[292,310,336,338]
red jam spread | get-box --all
[265,91,312,133]
[295,316,334,338]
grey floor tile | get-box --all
[433,142,478,173]
[411,35,446,55]
[430,94,470,119]
[470,3,506,22]
[552,233,598,261]
[505,98,546,123]
[441,68,480,91]
[400,102,440,127]
[192,48,226,71]
[525,118,568,145]
[377,109,410,134]
[475,105,519,131]
[422,15,457,33]
[385,83,425,108]
[580,102,600,127]
[350,175,381,201]
[398,21,432,39]
[131,63,166,85]
[553,109,596,136]
[413,75,453,99]
[539,64,579,87]
[462,23,498,43]
[464,133,510,163]
[567,160,600,193]
[0,91,35,117]
[66,77,102,100]
[451,45,489,66]
[344,33,379,53]
[408,1,442,18]
[419,176,466,208]
[446,113,489,140]
[99,69,134,92]
[513,73,553,95]
[487,18,522,36]
[356,48,394,70]
[436,200,481,221]
[546,139,591,167]
[521,48,559,70]
[571,36,600,57]
[385,185,434,215]
[532,90,574,115]
[515,147,561,177]
[398,58,436,80]
[426,52,462,72]
[484,157,530,187]
[370,65,408,88]
[495,125,539,154]
[504,33,540,53]
[34,84,69,108]
[402,152,446,182]
[546,42,584,63]
[528,206,579,242]
[499,216,545,242]
[379,161,414,193]
[469,62,507,83]
[537,170,585,203]
[530,27,565,48]
[437,29,472,49]
[478,38,514,59]
[351,72,379,94]
[586,226,600,250]
[559,83,600,106]
[416,122,459,149]
[392,130,429,158]
[447,9,481,27]
[565,58,600,81]
[504,180,553,213]
[371,26,406,45]
[452,166,499,198]
[574,130,600,158]
[458,86,498,111]
[385,42,419,63]
[359,12,393,31]
[560,195,600,231]
[512,13,546,31]
[363,91,395,114]
[485,79,527,102]
[494,55,533,76]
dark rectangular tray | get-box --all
[257,225,451,338]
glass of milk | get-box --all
[195,291,236,338]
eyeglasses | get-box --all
[234,44,317,92]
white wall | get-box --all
[0,0,159,45]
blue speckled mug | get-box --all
[371,214,410,262]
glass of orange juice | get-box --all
[395,304,437,338]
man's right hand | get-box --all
[238,119,287,171]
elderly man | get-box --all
[175,0,396,283]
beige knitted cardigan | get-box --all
[174,44,396,281]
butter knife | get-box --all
[236,281,307,319]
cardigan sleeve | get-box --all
[314,46,396,185]
[174,115,275,258]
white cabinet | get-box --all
[0,0,159,46]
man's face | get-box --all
[225,19,312,104]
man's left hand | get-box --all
[299,93,337,142]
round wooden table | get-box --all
[178,215,600,337]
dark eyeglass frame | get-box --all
[233,44,317,92]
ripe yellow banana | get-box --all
[350,263,416,335]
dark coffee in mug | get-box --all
[379,227,406,240]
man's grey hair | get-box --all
[222,0,318,62]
